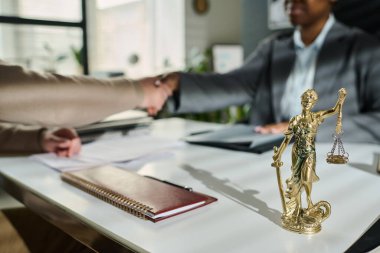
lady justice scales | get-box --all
[271,88,349,234]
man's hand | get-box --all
[41,128,81,157]
[138,77,173,116]
[255,122,289,134]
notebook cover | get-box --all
[61,165,217,222]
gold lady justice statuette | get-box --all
[271,88,348,234]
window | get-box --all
[0,0,186,77]
[0,0,81,22]
[89,0,185,78]
[0,0,88,74]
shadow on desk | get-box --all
[346,153,380,253]
[348,152,380,176]
[345,215,380,253]
[182,164,380,252]
[181,164,282,227]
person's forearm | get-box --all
[0,61,143,127]
[0,123,44,153]
[174,72,254,114]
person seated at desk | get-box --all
[0,123,81,157]
[0,60,171,253]
[152,0,380,144]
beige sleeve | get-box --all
[0,61,144,127]
[0,123,45,153]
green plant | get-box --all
[70,45,83,67]
[43,43,68,73]
[185,48,213,73]
[178,48,250,124]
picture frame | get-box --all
[212,44,243,74]
[267,0,292,30]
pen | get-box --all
[188,130,214,136]
[144,175,193,192]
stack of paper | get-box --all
[31,135,185,172]
[75,109,152,135]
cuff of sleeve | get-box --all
[175,72,200,113]
[37,128,47,152]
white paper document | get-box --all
[31,135,184,171]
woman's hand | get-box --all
[255,122,289,134]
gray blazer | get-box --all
[174,21,380,143]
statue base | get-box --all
[281,201,331,234]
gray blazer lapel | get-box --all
[314,22,349,110]
[271,37,295,122]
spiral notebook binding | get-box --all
[62,173,153,220]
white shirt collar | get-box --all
[293,14,335,50]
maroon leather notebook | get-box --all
[61,165,217,222]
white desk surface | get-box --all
[1,118,380,253]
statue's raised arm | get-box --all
[319,88,347,134]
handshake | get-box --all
[138,72,180,116]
